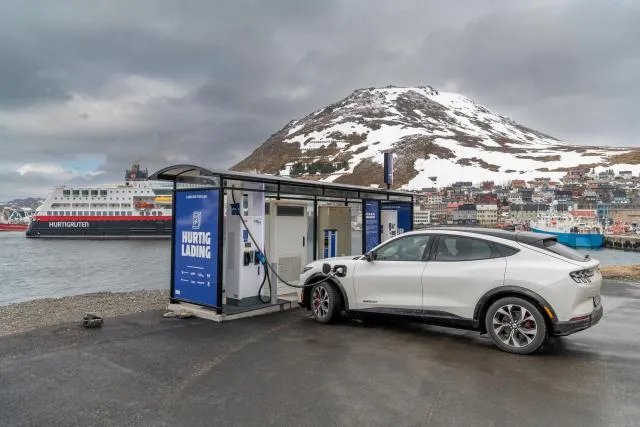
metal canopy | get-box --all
[148,164,415,201]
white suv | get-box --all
[297,227,603,354]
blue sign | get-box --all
[382,202,413,234]
[363,199,380,252]
[172,189,220,307]
[323,229,337,258]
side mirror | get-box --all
[364,252,374,262]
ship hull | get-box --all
[25,216,171,239]
[0,224,29,232]
[530,227,604,249]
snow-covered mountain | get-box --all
[232,85,640,189]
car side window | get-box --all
[375,235,431,262]
[434,236,495,262]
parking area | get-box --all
[1,279,639,427]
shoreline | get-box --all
[0,289,169,337]
[599,264,640,282]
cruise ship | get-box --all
[25,163,173,238]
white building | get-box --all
[508,193,523,205]
[476,204,499,226]
[413,209,431,228]
[427,194,443,204]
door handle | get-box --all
[303,236,305,247]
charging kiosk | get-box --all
[223,182,267,306]
[318,205,351,259]
[264,200,309,297]
[152,164,415,320]
[381,209,398,242]
[380,201,414,242]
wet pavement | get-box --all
[1,279,639,427]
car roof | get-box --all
[413,226,555,244]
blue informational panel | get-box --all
[172,189,220,307]
[382,202,413,234]
[363,199,381,253]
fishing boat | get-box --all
[530,208,604,248]
[25,163,173,239]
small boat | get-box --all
[530,208,604,248]
[0,208,31,232]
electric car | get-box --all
[297,227,603,355]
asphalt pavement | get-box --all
[1,279,639,427]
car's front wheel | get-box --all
[485,297,548,355]
[310,282,342,324]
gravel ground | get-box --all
[0,289,169,337]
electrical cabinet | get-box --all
[264,200,309,297]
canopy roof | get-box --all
[148,164,414,201]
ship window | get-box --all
[91,190,99,196]
[103,211,108,216]
[127,211,132,216]
[72,190,80,196]
[71,211,76,215]
[100,190,107,196]
[85,211,90,216]
[81,190,89,196]
[63,190,70,196]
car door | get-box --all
[422,234,506,318]
[352,234,433,313]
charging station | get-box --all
[223,181,267,306]
[381,209,398,242]
[151,164,415,321]
[381,201,414,242]
[264,200,309,297]
[317,205,351,259]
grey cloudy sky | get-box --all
[1,0,638,200]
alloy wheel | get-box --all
[312,285,330,320]
[492,304,538,349]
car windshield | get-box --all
[529,238,588,262]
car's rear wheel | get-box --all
[485,297,547,355]
[310,282,342,324]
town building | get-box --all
[453,203,477,225]
[476,204,498,226]
[413,209,431,228]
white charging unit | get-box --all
[264,200,308,297]
[223,182,267,306]
[381,209,398,243]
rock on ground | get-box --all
[0,289,168,337]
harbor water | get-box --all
[1,231,639,307]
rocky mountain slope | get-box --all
[232,85,640,189]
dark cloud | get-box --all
[1,0,639,199]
